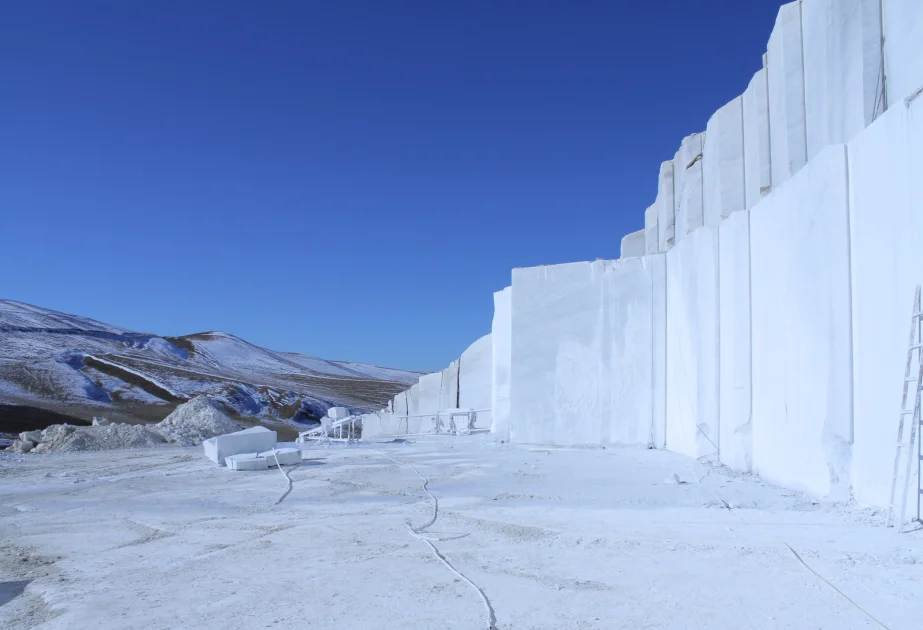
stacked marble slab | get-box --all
[639,0,895,257]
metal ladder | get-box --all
[889,286,923,528]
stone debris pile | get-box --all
[6,396,245,454]
[4,396,304,472]
[155,396,242,446]
[9,422,166,453]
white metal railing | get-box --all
[296,415,359,444]
[299,408,491,444]
[389,408,489,436]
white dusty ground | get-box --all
[1,434,921,629]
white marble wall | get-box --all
[883,0,923,109]
[491,287,512,439]
[458,334,492,429]
[664,227,720,459]
[656,161,676,251]
[703,96,746,227]
[750,144,853,499]
[768,1,808,188]
[620,229,646,259]
[718,210,752,473]
[848,96,923,508]
[644,205,659,255]
[510,259,655,446]
[651,254,668,449]
[673,133,705,242]
[802,0,884,161]
[743,65,772,209]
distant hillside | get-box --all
[0,300,420,431]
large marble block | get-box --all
[620,229,646,259]
[703,96,746,227]
[458,334,493,429]
[673,133,705,241]
[417,372,442,417]
[327,407,349,420]
[882,0,923,108]
[203,426,277,467]
[644,205,659,254]
[651,253,668,449]
[665,227,720,459]
[360,411,403,440]
[743,66,772,208]
[768,1,808,187]
[750,144,853,499]
[439,361,459,411]
[491,287,512,439]
[848,96,923,508]
[718,210,752,473]
[510,258,654,446]
[656,161,676,251]
[802,0,884,160]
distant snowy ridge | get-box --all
[0,299,420,427]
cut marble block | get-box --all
[644,204,659,254]
[802,0,884,160]
[510,258,654,447]
[750,144,853,500]
[673,133,705,241]
[718,210,752,473]
[606,259,656,447]
[439,361,459,411]
[882,0,923,108]
[768,1,808,187]
[204,426,277,467]
[703,96,746,227]
[225,453,269,471]
[406,384,421,433]
[393,392,408,418]
[458,334,492,429]
[407,384,419,416]
[665,227,720,459]
[417,372,442,417]
[327,407,349,420]
[656,161,676,251]
[620,229,646,259]
[491,287,512,439]
[848,96,923,508]
[743,66,772,208]
[260,448,302,466]
[650,253,667,449]
[359,412,402,440]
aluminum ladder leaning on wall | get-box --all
[889,286,923,529]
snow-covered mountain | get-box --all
[0,300,420,429]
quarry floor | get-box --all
[0,435,921,629]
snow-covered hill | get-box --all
[0,300,420,429]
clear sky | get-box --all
[1,0,783,372]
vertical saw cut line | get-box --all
[372,449,497,630]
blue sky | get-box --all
[0,0,782,372]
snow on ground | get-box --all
[0,435,920,629]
